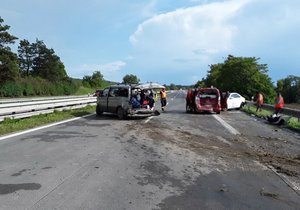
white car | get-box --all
[226,92,246,110]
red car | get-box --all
[186,88,221,114]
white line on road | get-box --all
[144,116,153,124]
[268,165,300,196]
[216,136,232,145]
[0,113,95,141]
[213,115,240,135]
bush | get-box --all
[0,81,22,97]
[0,77,81,97]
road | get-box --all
[0,90,299,210]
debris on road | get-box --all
[260,188,279,199]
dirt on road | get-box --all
[125,119,300,190]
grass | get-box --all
[74,86,95,95]
[74,82,116,96]
[0,105,96,136]
[242,105,300,132]
[288,118,300,130]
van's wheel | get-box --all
[117,107,125,120]
[96,104,103,116]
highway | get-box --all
[0,90,299,210]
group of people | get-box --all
[130,87,168,111]
[130,89,155,109]
[133,87,286,117]
[255,91,284,116]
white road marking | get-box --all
[216,136,232,145]
[144,116,153,124]
[268,165,300,195]
[0,113,95,141]
[213,115,240,135]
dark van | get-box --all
[186,88,221,114]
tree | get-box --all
[31,39,67,81]
[0,17,19,84]
[82,71,104,88]
[203,55,275,102]
[194,79,205,88]
[0,17,18,50]
[205,64,223,87]
[18,39,35,76]
[90,71,104,87]
[277,76,300,103]
[82,75,92,87]
[169,83,177,90]
[122,74,140,84]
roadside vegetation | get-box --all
[194,55,300,104]
[0,17,114,98]
[0,105,96,136]
[242,105,300,132]
[1,16,300,134]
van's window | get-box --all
[198,89,218,98]
[109,88,119,97]
[118,88,129,97]
[102,88,109,97]
[108,87,129,97]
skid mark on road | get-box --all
[213,115,240,135]
[0,183,41,195]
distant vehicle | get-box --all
[96,84,160,119]
[225,92,246,110]
[186,88,221,114]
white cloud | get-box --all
[127,0,300,84]
[141,0,158,18]
[101,61,126,73]
[127,0,253,84]
[70,61,126,82]
[130,0,251,57]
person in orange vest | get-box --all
[160,87,167,111]
[255,91,264,112]
[274,92,284,116]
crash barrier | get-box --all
[0,95,97,122]
[246,101,300,122]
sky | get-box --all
[1,0,300,85]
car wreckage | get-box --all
[96,83,163,119]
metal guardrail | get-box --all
[0,96,96,122]
[245,101,300,121]
[0,95,91,104]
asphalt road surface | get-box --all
[0,90,299,210]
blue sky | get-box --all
[1,0,299,85]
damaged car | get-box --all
[96,84,160,119]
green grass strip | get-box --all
[242,105,300,132]
[0,105,96,136]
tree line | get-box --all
[0,17,148,97]
[0,17,81,97]
[1,17,299,103]
[194,55,300,104]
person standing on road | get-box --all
[160,87,167,111]
[148,90,155,110]
[255,91,264,112]
[274,92,284,116]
